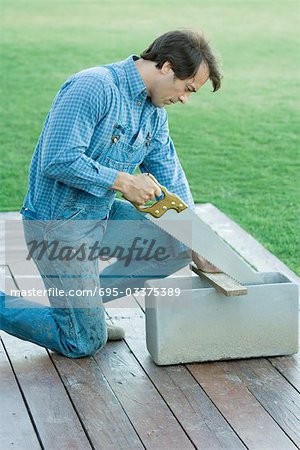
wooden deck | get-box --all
[1,204,300,449]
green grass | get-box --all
[1,0,299,274]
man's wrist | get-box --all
[111,172,132,192]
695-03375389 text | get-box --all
[8,287,182,299]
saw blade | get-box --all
[146,208,259,284]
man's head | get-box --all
[137,29,221,108]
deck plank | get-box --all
[50,352,144,449]
[268,354,300,392]
[187,362,297,450]
[2,265,143,449]
[1,332,92,450]
[106,295,246,449]
[1,267,93,449]
[228,358,300,446]
[0,339,41,450]
[109,293,300,449]
[93,336,195,449]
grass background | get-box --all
[1,0,299,274]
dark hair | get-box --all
[140,29,221,92]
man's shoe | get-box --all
[106,322,125,341]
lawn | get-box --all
[1,0,299,274]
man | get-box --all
[1,30,221,358]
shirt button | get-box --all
[137,101,142,106]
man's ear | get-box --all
[160,61,173,75]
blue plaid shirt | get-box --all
[21,55,195,220]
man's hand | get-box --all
[112,172,162,205]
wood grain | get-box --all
[0,339,41,449]
[1,332,92,450]
[268,353,300,393]
[93,334,194,449]
[50,352,144,449]
[187,361,297,450]
[229,358,300,447]
[190,264,247,296]
[106,295,246,449]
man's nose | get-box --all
[179,94,189,104]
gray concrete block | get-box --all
[145,273,299,365]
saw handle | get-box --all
[126,173,188,218]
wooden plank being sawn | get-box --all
[190,264,247,296]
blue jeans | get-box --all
[0,200,190,358]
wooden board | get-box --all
[190,264,247,296]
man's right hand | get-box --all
[112,172,162,205]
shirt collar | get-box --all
[123,55,149,100]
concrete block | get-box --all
[145,273,299,365]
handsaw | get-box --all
[127,174,260,285]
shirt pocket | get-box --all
[108,123,151,164]
[101,155,138,174]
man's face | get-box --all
[149,61,210,108]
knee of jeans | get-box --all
[63,327,108,358]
